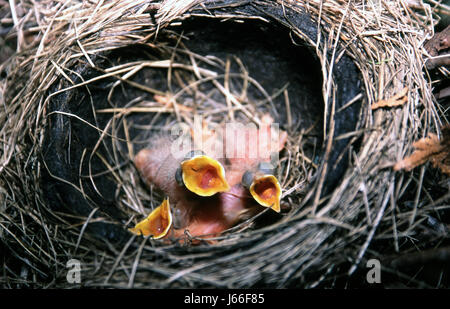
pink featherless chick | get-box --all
[129,114,287,242]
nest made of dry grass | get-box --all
[1,0,449,288]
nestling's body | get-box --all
[132,115,287,241]
[133,137,259,240]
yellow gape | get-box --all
[249,175,281,213]
[181,155,230,196]
[129,199,172,239]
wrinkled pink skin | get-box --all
[134,118,287,241]
[134,138,260,241]
[169,184,260,240]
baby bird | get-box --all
[130,115,287,242]
[132,136,229,231]
[130,138,260,241]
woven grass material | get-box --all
[0,0,448,288]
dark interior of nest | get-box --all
[41,16,357,245]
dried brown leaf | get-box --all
[371,87,408,110]
[394,125,450,175]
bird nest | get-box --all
[1,0,448,288]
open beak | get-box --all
[129,198,172,239]
[180,155,230,196]
[249,175,281,213]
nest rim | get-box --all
[1,0,447,288]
